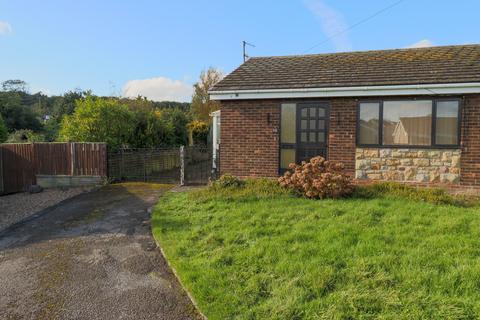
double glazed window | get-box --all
[280,103,296,169]
[358,99,460,147]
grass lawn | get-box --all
[152,181,480,319]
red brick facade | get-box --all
[461,95,480,186]
[219,100,280,177]
[326,98,357,176]
[219,95,480,186]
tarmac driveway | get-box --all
[0,183,201,320]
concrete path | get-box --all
[0,183,201,320]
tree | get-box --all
[128,109,173,148]
[52,89,87,118]
[161,108,189,145]
[59,96,134,149]
[191,67,223,122]
[7,129,45,143]
[187,120,209,145]
[43,118,60,142]
[0,114,7,142]
[1,79,28,92]
[0,91,42,132]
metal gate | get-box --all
[108,146,215,185]
[184,145,214,185]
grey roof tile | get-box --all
[211,45,480,91]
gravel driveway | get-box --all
[0,183,201,320]
[0,187,92,232]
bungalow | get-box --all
[209,44,480,187]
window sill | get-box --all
[356,145,460,150]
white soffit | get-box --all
[209,83,480,100]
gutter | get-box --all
[209,82,480,100]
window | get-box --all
[358,99,460,147]
[280,103,296,170]
[358,102,380,145]
[383,100,432,146]
[436,101,459,145]
[281,103,296,144]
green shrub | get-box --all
[0,114,8,143]
[210,174,245,189]
[59,96,134,149]
[188,120,209,145]
[279,156,353,199]
[7,129,45,142]
[353,182,472,207]
[194,176,291,202]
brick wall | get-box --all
[219,98,358,178]
[219,95,480,186]
[328,99,357,176]
[461,95,480,186]
[219,100,280,177]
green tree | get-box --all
[191,67,223,122]
[52,90,88,118]
[1,79,28,92]
[7,129,45,143]
[188,120,209,145]
[43,118,60,141]
[0,91,42,132]
[59,96,134,149]
[0,114,7,142]
[162,108,189,145]
[129,109,173,148]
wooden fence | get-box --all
[0,142,107,194]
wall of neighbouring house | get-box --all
[219,94,480,187]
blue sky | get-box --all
[0,0,479,101]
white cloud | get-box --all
[0,21,12,35]
[303,0,352,52]
[407,39,434,48]
[32,88,51,95]
[122,76,193,102]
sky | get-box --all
[0,0,479,102]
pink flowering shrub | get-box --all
[278,156,353,199]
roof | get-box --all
[211,44,480,92]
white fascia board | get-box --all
[209,83,480,100]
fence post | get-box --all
[0,147,3,194]
[120,148,124,180]
[70,142,75,176]
[180,145,185,186]
[31,142,37,185]
[143,151,147,182]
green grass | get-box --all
[152,181,480,319]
